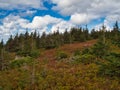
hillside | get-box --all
[0,1,120,90]
[38,40,97,63]
[0,39,120,90]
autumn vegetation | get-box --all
[0,21,120,90]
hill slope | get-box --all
[39,40,96,61]
[0,40,120,90]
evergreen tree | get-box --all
[113,21,119,31]
[111,21,120,46]
[0,40,4,70]
[63,29,71,44]
[6,35,14,52]
[92,25,109,59]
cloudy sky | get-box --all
[0,0,120,42]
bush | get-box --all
[17,50,40,58]
[10,56,33,68]
[17,50,29,57]
[99,53,120,77]
[72,54,96,64]
[82,48,91,55]
[29,50,40,58]
[91,40,110,58]
[56,51,68,60]
[74,49,81,56]
[3,52,15,61]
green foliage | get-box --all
[99,53,120,77]
[5,52,15,61]
[82,48,91,55]
[29,50,40,58]
[91,40,110,58]
[0,53,120,90]
[17,50,28,57]
[10,56,32,68]
[0,21,120,90]
[73,49,81,56]
[56,51,68,60]
[17,50,40,58]
[72,54,96,64]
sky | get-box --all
[0,0,120,42]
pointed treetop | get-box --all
[113,21,119,31]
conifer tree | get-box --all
[0,40,4,70]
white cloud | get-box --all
[26,15,62,29]
[105,14,120,23]
[0,0,46,10]
[26,15,75,34]
[0,15,29,41]
[51,0,91,16]
[94,19,112,31]
[26,10,37,15]
[15,10,37,17]
[70,13,87,24]
[51,21,74,33]
[51,0,120,24]
[52,0,120,16]
[94,14,120,31]
[0,14,74,42]
[70,13,99,25]
[0,15,28,34]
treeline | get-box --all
[0,21,119,70]
[0,21,120,56]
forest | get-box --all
[0,21,120,90]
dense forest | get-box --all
[0,21,120,89]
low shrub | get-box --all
[29,50,40,58]
[98,53,120,77]
[72,54,96,64]
[17,50,40,58]
[82,48,91,55]
[74,49,81,56]
[10,56,33,68]
[56,51,68,60]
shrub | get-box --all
[98,53,120,77]
[3,52,15,61]
[56,51,68,60]
[29,50,40,58]
[10,56,32,68]
[17,50,29,57]
[72,54,96,64]
[91,40,110,58]
[82,48,91,55]
[17,50,40,58]
[74,49,81,56]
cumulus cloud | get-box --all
[51,21,74,33]
[52,0,120,15]
[17,10,37,17]
[26,15,62,29]
[51,0,91,16]
[0,15,29,34]
[70,13,87,24]
[24,15,74,33]
[51,0,120,24]
[94,19,113,31]
[94,14,120,31]
[94,23,111,31]
[0,0,46,10]
[0,14,74,41]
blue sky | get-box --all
[0,0,120,42]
